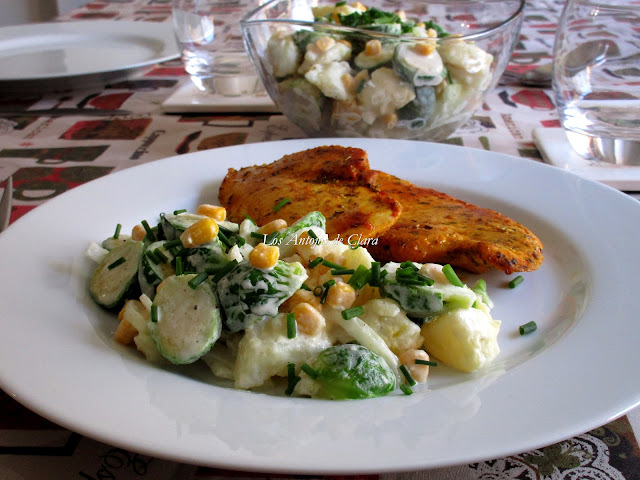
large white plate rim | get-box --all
[0,138,638,473]
[0,21,179,81]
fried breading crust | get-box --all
[219,146,402,239]
[363,171,544,274]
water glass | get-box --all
[552,0,640,165]
[172,0,261,96]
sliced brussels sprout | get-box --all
[301,344,396,400]
[216,260,308,332]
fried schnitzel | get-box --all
[218,145,543,274]
[219,145,402,239]
[363,170,544,274]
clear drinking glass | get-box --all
[552,0,640,165]
[172,0,261,96]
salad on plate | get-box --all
[86,205,501,399]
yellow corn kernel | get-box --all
[337,39,352,49]
[351,2,366,12]
[364,39,382,57]
[414,42,435,56]
[292,302,325,336]
[416,22,425,29]
[396,10,407,21]
[325,282,356,310]
[341,73,355,91]
[196,204,227,222]
[131,224,146,241]
[249,243,280,269]
[427,28,438,38]
[398,349,431,383]
[380,113,398,129]
[259,218,288,235]
[331,12,341,24]
[315,35,336,52]
[180,217,219,248]
[280,289,322,313]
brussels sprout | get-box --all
[268,211,326,257]
[183,237,230,275]
[303,344,396,400]
[216,260,308,332]
[380,262,475,319]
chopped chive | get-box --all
[322,259,342,269]
[145,250,160,264]
[264,231,280,245]
[300,363,319,379]
[415,273,434,286]
[300,283,312,291]
[348,264,371,290]
[141,220,156,242]
[331,268,355,276]
[245,214,257,226]
[323,279,336,288]
[217,229,231,249]
[508,275,524,289]
[212,259,238,283]
[188,272,208,289]
[273,197,291,213]
[400,261,419,271]
[341,305,364,320]
[230,235,246,247]
[175,256,183,275]
[369,262,381,287]
[442,264,464,287]
[415,359,438,366]
[218,225,234,238]
[335,1,347,6]
[320,284,331,304]
[113,223,122,239]
[285,363,300,396]
[400,364,417,386]
[307,229,318,240]
[519,321,537,335]
[308,257,324,269]
[150,304,158,323]
[164,238,182,249]
[399,383,413,395]
[396,277,430,286]
[154,248,168,263]
[355,78,366,95]
[173,209,187,215]
[312,286,323,297]
[286,313,296,339]
[250,231,265,240]
[107,257,126,270]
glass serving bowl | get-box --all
[241,0,525,141]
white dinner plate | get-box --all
[0,21,179,91]
[0,138,639,474]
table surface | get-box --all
[1,1,639,479]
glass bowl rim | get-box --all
[241,0,526,43]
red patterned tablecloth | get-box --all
[1,1,639,479]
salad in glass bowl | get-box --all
[241,0,524,141]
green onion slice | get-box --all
[341,305,364,320]
[399,384,413,395]
[415,359,438,366]
[322,259,342,269]
[442,264,464,287]
[175,256,183,276]
[519,321,537,335]
[153,248,168,263]
[308,257,324,269]
[508,275,524,289]
[331,268,355,276]
[173,209,187,215]
[245,214,257,225]
[107,257,126,270]
[286,313,296,339]
[273,197,291,213]
[150,304,158,323]
[113,223,122,239]
[300,363,319,379]
[141,220,156,242]
[188,272,208,289]
[400,364,417,386]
